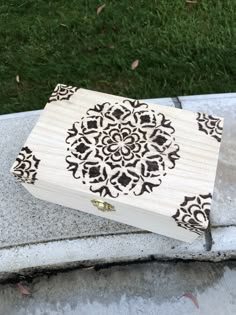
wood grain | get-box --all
[10,85,224,242]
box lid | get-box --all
[11,84,224,237]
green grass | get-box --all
[0,0,236,114]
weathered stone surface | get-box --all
[180,95,236,226]
[0,260,236,315]
[0,94,235,250]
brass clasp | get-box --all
[91,199,115,212]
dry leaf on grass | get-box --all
[131,59,139,70]
[17,282,31,296]
[186,0,198,3]
[97,3,106,15]
[180,293,199,308]
[112,25,119,33]
[16,75,20,83]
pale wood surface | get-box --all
[10,87,224,242]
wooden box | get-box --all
[10,85,224,242]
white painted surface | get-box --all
[0,227,235,273]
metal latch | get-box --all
[91,199,115,212]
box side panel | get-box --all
[10,87,221,241]
[24,183,198,243]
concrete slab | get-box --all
[179,96,236,226]
[0,95,234,248]
[0,110,42,120]
[0,260,235,315]
[179,92,236,101]
[0,226,236,277]
[0,93,235,281]
[144,97,175,106]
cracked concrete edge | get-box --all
[0,226,235,282]
[171,97,182,109]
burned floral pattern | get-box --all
[196,112,223,142]
[65,100,180,197]
[12,146,40,184]
[172,193,212,234]
[48,84,78,102]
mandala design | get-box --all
[172,193,212,235]
[196,112,223,142]
[12,146,40,184]
[48,84,78,102]
[65,100,180,198]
